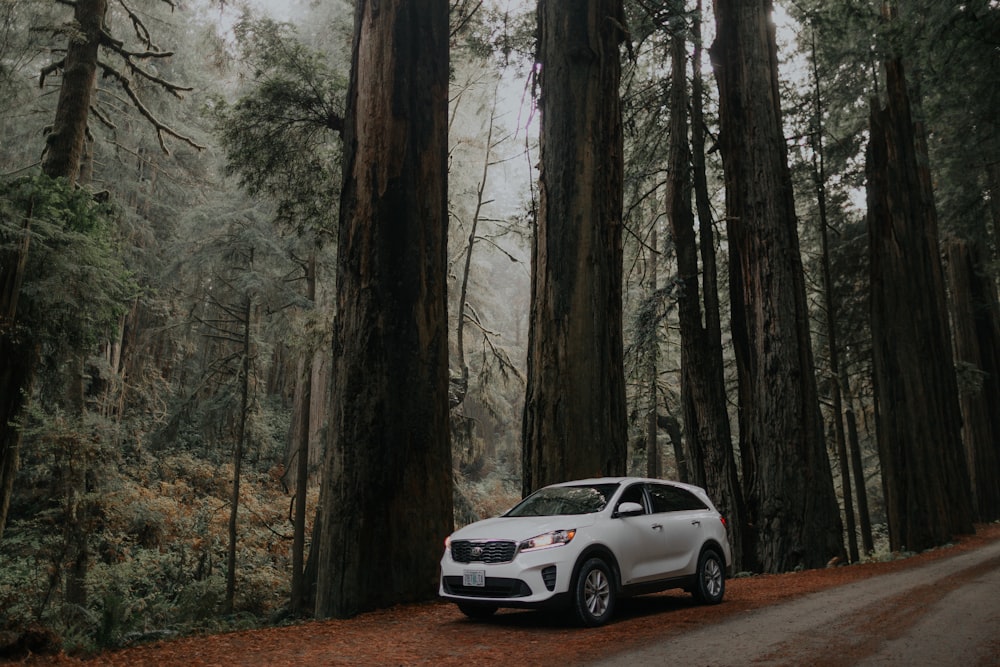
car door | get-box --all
[644,483,712,578]
[603,483,668,585]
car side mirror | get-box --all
[616,501,644,517]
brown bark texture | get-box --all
[42,0,107,183]
[666,30,746,570]
[944,237,1000,522]
[711,0,845,572]
[521,0,628,495]
[314,0,454,619]
[866,58,974,552]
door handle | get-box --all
[691,520,701,526]
[652,523,663,530]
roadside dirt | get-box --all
[12,523,1000,666]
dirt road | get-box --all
[19,525,1000,666]
[595,536,1000,666]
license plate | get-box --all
[463,569,486,587]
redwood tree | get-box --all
[945,238,1000,522]
[867,57,974,551]
[711,0,845,571]
[313,0,453,618]
[521,0,628,495]
[665,21,747,570]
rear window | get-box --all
[647,484,709,513]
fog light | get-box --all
[542,566,557,591]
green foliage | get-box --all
[213,14,346,238]
[1,439,297,653]
[0,175,136,353]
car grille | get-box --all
[442,576,531,598]
[450,539,517,564]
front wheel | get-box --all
[692,548,725,604]
[572,557,616,627]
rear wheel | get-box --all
[457,602,498,619]
[572,557,615,627]
[692,548,725,604]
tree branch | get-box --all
[96,59,206,153]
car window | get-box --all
[646,483,709,513]
[504,483,620,517]
[616,483,647,514]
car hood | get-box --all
[450,514,598,542]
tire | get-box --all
[572,557,616,627]
[457,602,498,619]
[692,547,725,604]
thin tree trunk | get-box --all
[690,0,748,569]
[522,0,628,495]
[842,370,875,554]
[314,0,453,619]
[290,253,316,616]
[712,0,845,572]
[808,33,858,564]
[226,293,253,615]
[646,227,660,479]
[453,84,499,409]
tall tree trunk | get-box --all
[225,292,253,615]
[711,0,845,572]
[522,0,628,495]
[0,0,107,544]
[843,370,875,554]
[867,57,974,552]
[290,253,316,616]
[453,84,500,411]
[667,24,746,570]
[42,0,107,183]
[944,237,1000,522]
[987,163,1000,258]
[314,0,453,619]
[807,33,859,564]
[645,227,660,479]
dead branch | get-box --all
[39,58,65,88]
[96,59,206,153]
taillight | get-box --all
[720,516,727,528]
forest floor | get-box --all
[10,522,1000,666]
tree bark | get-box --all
[522,0,628,495]
[667,24,746,570]
[711,0,845,572]
[225,292,253,615]
[944,237,1000,522]
[42,0,107,183]
[807,32,859,563]
[867,58,973,552]
[290,253,316,616]
[645,226,660,480]
[0,0,107,544]
[843,370,875,554]
[314,0,453,619]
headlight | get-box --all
[519,529,577,553]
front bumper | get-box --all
[438,545,579,606]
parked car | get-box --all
[439,476,732,626]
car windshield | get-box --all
[504,483,620,517]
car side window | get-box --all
[617,483,647,514]
[646,484,709,513]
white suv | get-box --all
[439,477,732,626]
